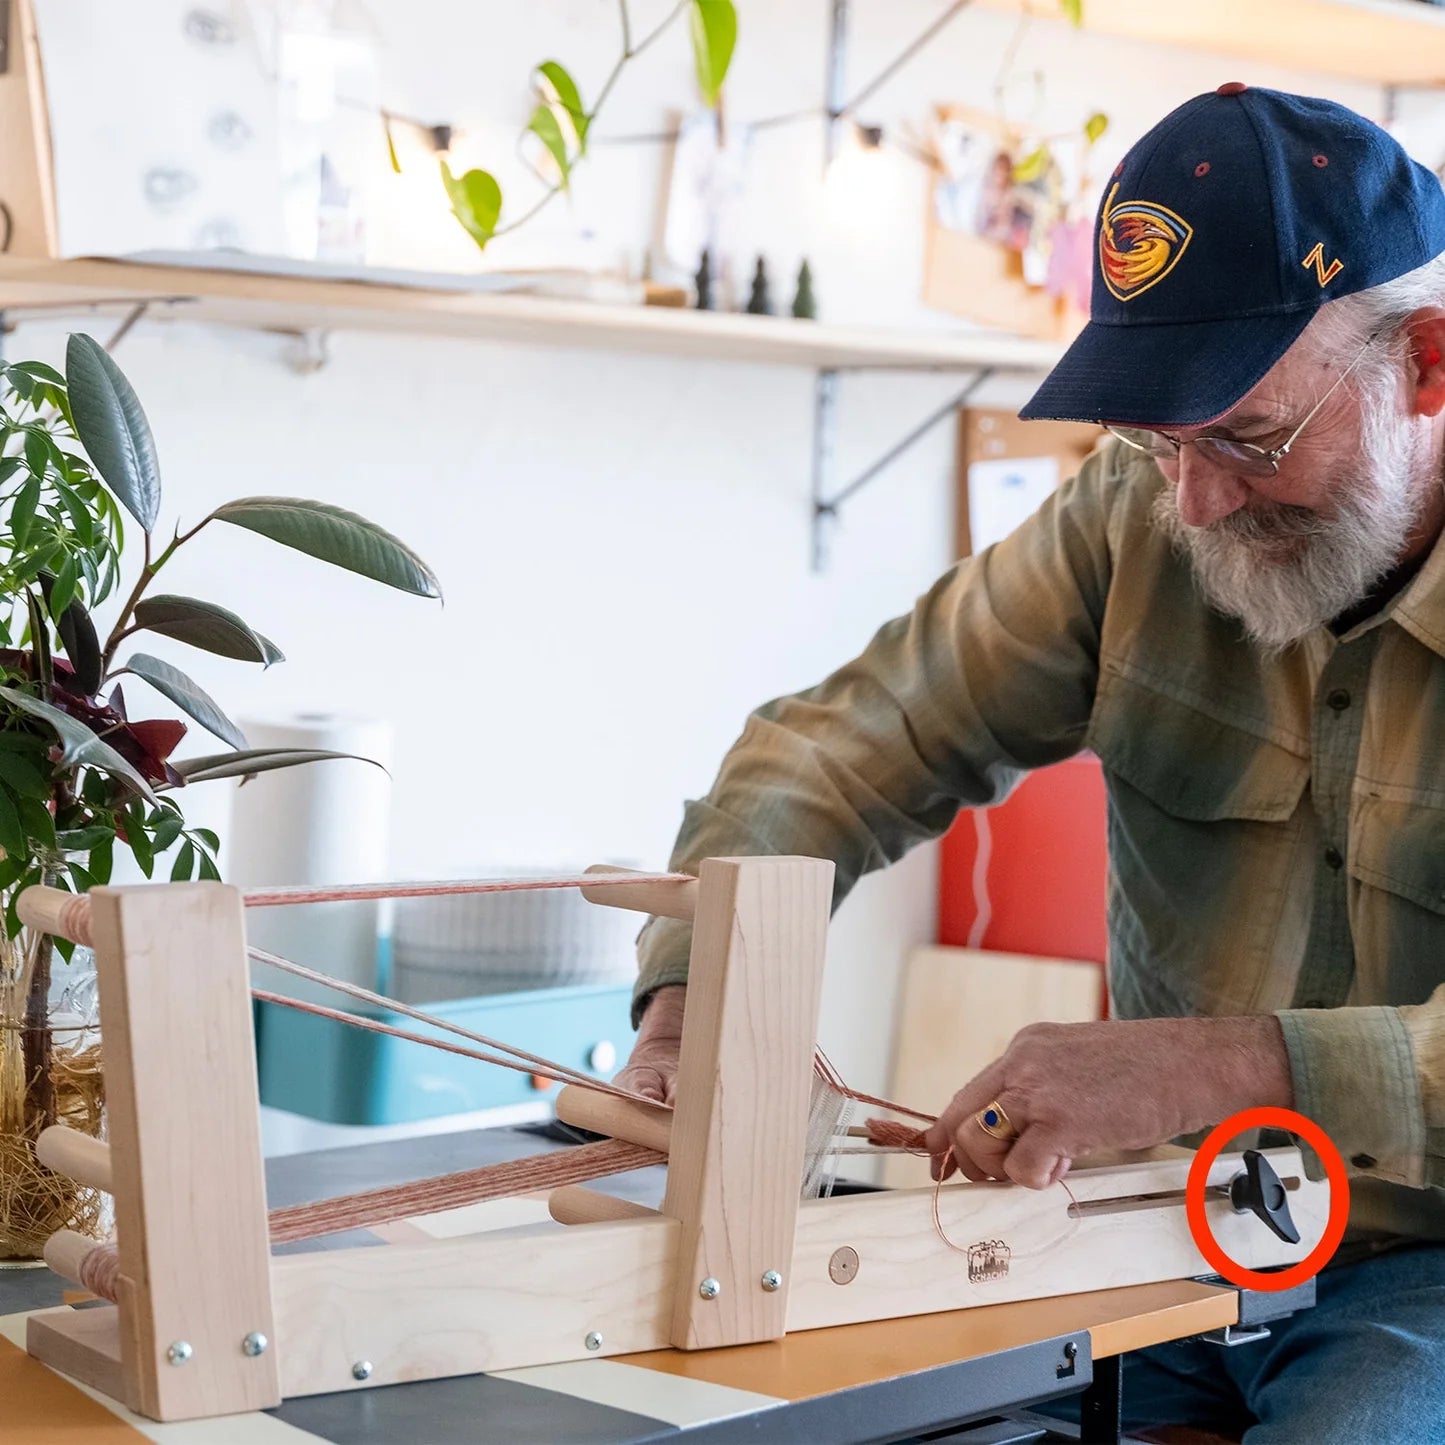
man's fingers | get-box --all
[613,1064,667,1103]
[922,1064,1006,1157]
[1003,1130,1062,1191]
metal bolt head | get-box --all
[585,1331,604,1351]
[760,1270,783,1293]
[351,1360,373,1381]
[166,1340,193,1366]
[241,1331,269,1357]
[698,1277,722,1300]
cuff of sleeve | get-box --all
[632,914,693,1028]
[1275,1005,1425,1187]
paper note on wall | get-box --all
[967,455,1060,553]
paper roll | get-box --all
[226,714,392,999]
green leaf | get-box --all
[173,747,384,786]
[9,361,66,387]
[0,684,157,803]
[124,805,154,877]
[194,827,219,851]
[196,847,220,882]
[150,808,184,852]
[1084,111,1109,145]
[526,104,573,190]
[212,497,442,598]
[121,653,247,751]
[19,796,56,852]
[88,836,113,884]
[56,824,114,852]
[689,0,737,108]
[132,594,284,666]
[67,863,95,893]
[23,429,49,480]
[64,333,162,532]
[1060,0,1083,23]
[10,475,41,548]
[39,572,102,695]
[0,787,25,858]
[0,751,49,799]
[0,851,30,891]
[1013,144,1051,183]
[49,554,78,619]
[536,60,589,153]
[170,839,195,882]
[440,161,503,251]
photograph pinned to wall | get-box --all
[31,0,287,258]
[661,110,754,310]
[967,455,1060,554]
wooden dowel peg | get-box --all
[17,886,95,946]
[579,865,697,922]
[548,1186,660,1226]
[45,1229,100,1288]
[555,1084,673,1154]
[36,1125,113,1192]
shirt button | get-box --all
[1326,689,1351,712]
[1351,1153,1377,1170]
[1324,845,1344,870]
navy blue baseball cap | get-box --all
[1020,84,1445,427]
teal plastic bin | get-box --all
[255,981,636,1126]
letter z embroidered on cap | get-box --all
[1099,182,1194,302]
[1302,241,1344,287]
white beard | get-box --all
[1149,408,1430,654]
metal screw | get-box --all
[699,1277,722,1300]
[241,1331,269,1357]
[1064,1341,1078,1360]
[166,1341,193,1366]
[585,1331,604,1351]
[351,1360,373,1381]
[761,1270,783,1292]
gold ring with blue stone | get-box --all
[975,1101,1018,1141]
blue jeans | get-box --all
[1051,1245,1445,1442]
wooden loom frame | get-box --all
[17,856,1328,1423]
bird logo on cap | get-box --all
[1099,182,1194,302]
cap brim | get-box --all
[1019,308,1317,427]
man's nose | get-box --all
[1175,448,1251,527]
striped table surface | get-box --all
[1,1269,1237,1444]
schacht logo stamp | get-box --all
[967,1239,1011,1282]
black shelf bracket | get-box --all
[810,364,995,571]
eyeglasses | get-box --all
[1104,331,1379,479]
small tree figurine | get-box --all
[694,248,714,311]
[0,335,440,1258]
[746,257,772,316]
[792,259,818,320]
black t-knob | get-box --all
[1228,1149,1300,1244]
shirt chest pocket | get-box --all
[1087,661,1311,1016]
[1348,796,1445,1005]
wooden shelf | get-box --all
[980,0,1445,85]
[0,256,1063,374]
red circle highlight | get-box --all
[1185,1106,1349,1291]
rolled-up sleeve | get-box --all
[1277,1004,1427,1186]
[632,446,1127,1022]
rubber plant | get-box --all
[0,335,439,1256]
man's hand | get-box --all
[613,984,686,1104]
[920,1015,1293,1190]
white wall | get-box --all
[11,1,1418,1099]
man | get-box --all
[618,85,1445,1441]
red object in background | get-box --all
[938,755,1108,963]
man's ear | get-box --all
[1406,311,1445,418]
